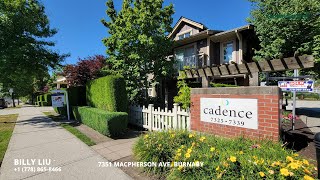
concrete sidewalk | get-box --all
[0,106,131,180]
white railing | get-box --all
[129,103,190,131]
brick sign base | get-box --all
[190,87,281,141]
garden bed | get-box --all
[133,130,316,179]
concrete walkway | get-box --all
[0,106,132,180]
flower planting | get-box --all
[133,130,316,179]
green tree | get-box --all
[248,0,320,78]
[101,0,175,104]
[0,0,67,102]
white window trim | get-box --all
[220,39,237,64]
[176,29,193,40]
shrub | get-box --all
[72,106,128,137]
[133,130,316,179]
[297,92,320,100]
[54,106,68,117]
[68,86,86,106]
[35,96,40,106]
[174,72,191,110]
[210,83,238,87]
[86,75,128,112]
[43,93,52,106]
[39,95,44,102]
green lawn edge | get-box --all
[42,111,96,146]
[60,124,96,146]
[0,114,18,165]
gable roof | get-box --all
[168,16,207,39]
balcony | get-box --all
[175,54,206,71]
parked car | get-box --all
[0,98,8,109]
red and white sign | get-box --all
[278,81,314,92]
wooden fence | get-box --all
[129,104,190,131]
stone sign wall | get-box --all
[190,87,281,141]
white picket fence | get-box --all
[129,104,190,131]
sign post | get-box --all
[51,89,70,121]
[292,69,299,130]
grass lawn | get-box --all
[43,111,96,146]
[60,124,96,146]
[0,114,18,165]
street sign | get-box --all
[51,92,65,108]
[278,80,314,92]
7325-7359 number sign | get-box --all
[200,98,258,129]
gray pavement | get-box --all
[287,100,320,134]
[0,106,132,180]
[92,139,137,162]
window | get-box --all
[174,46,196,70]
[178,31,191,40]
[223,41,233,64]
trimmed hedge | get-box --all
[86,75,128,112]
[35,93,52,106]
[39,95,44,102]
[42,93,52,106]
[72,106,128,137]
[53,87,86,117]
[54,106,69,117]
[68,86,86,106]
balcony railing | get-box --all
[175,55,206,71]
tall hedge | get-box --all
[53,87,86,118]
[72,106,128,137]
[86,75,128,112]
[68,86,86,106]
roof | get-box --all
[168,16,208,39]
[210,25,253,41]
[172,30,218,48]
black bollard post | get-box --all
[314,132,320,179]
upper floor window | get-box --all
[223,41,233,64]
[178,31,191,40]
[174,46,196,70]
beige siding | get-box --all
[197,39,207,54]
[174,24,200,41]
